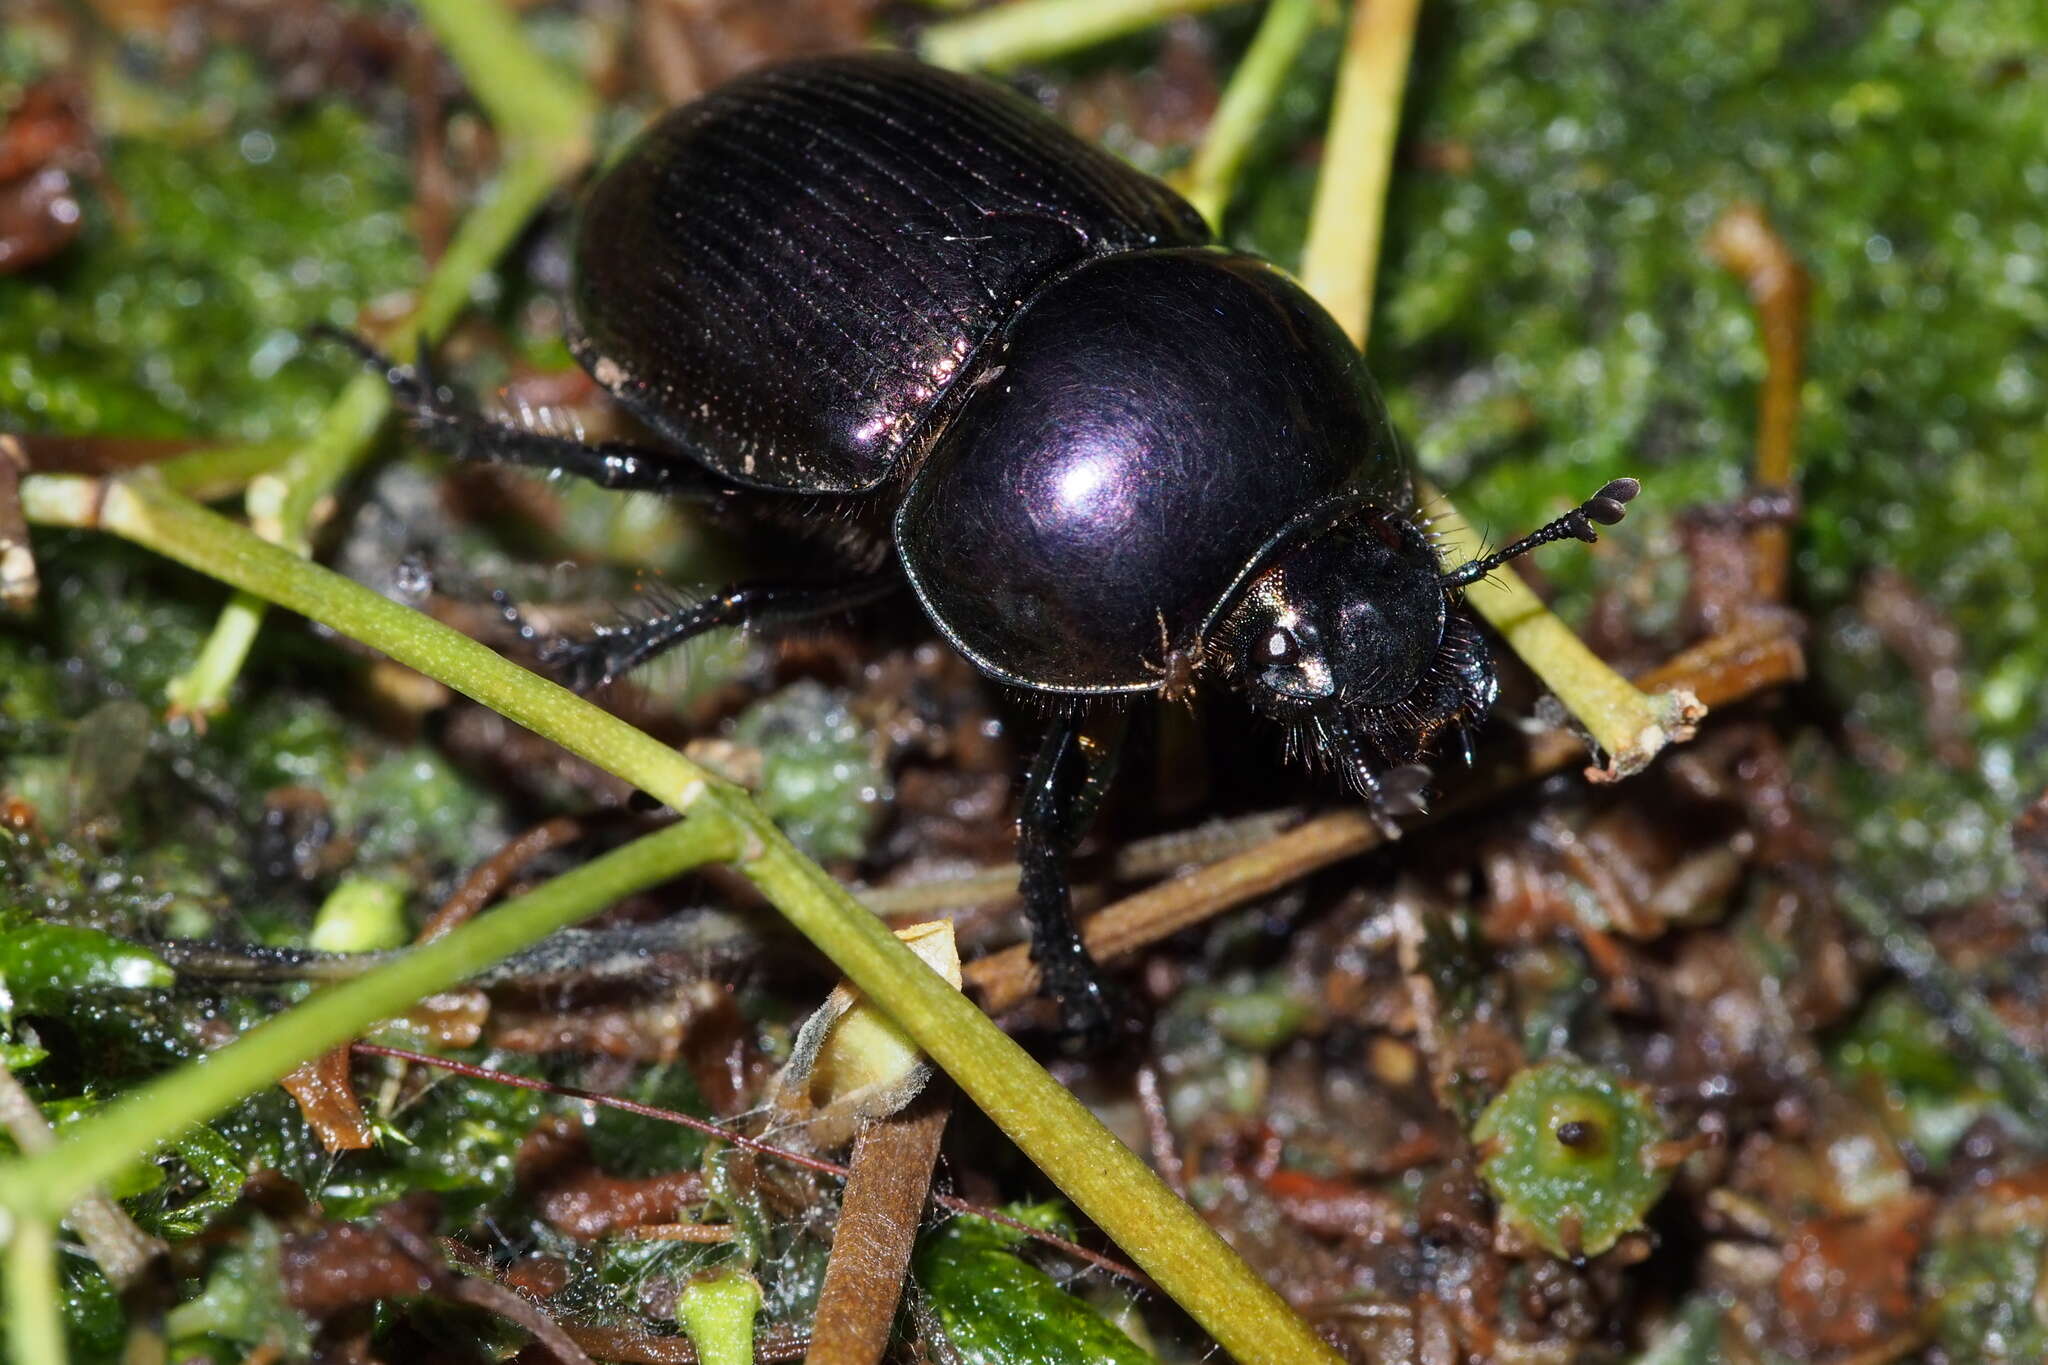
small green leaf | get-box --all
[307,875,410,953]
[916,1209,1158,1365]
[0,917,174,1024]
[165,1217,312,1355]
[1473,1059,1673,1258]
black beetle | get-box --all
[340,52,1637,1037]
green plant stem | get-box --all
[1179,0,1323,230]
[1296,0,1690,775]
[921,0,1251,72]
[4,1216,65,1365]
[167,0,593,717]
[0,816,731,1220]
[1297,0,1418,346]
[414,0,596,150]
[15,472,1340,1364]
[153,441,296,502]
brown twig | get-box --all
[619,1222,737,1243]
[1706,202,1809,603]
[860,807,1301,919]
[419,814,589,941]
[964,621,1806,1014]
[351,1043,1149,1287]
[806,1088,953,1365]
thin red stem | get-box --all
[349,1042,1151,1287]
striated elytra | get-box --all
[344,52,1636,1039]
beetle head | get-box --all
[1211,507,1494,821]
[1209,476,1639,824]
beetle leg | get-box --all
[318,326,742,498]
[540,575,900,693]
[1016,704,1132,1044]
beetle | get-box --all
[338,52,1637,1038]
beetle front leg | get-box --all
[1016,702,1131,1045]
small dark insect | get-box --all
[336,53,1637,1039]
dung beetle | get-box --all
[340,52,1637,1038]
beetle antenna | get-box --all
[1439,477,1641,589]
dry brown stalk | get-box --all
[805,1088,953,1365]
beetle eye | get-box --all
[1259,628,1300,667]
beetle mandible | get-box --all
[340,53,1638,1039]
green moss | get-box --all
[731,681,891,865]
[0,74,417,440]
[1474,1059,1673,1257]
[1922,1209,2048,1364]
[331,745,504,875]
[164,1217,312,1356]
[60,1256,126,1362]
[0,915,173,1025]
[1832,985,2004,1164]
[584,1062,712,1177]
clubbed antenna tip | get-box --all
[1440,476,1642,590]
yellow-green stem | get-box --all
[922,0,1250,72]
[5,1217,65,1365]
[15,472,1340,1365]
[1423,488,1697,769]
[1179,0,1324,229]
[1298,0,1419,347]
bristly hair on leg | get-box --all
[1306,708,1430,837]
[478,574,723,697]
